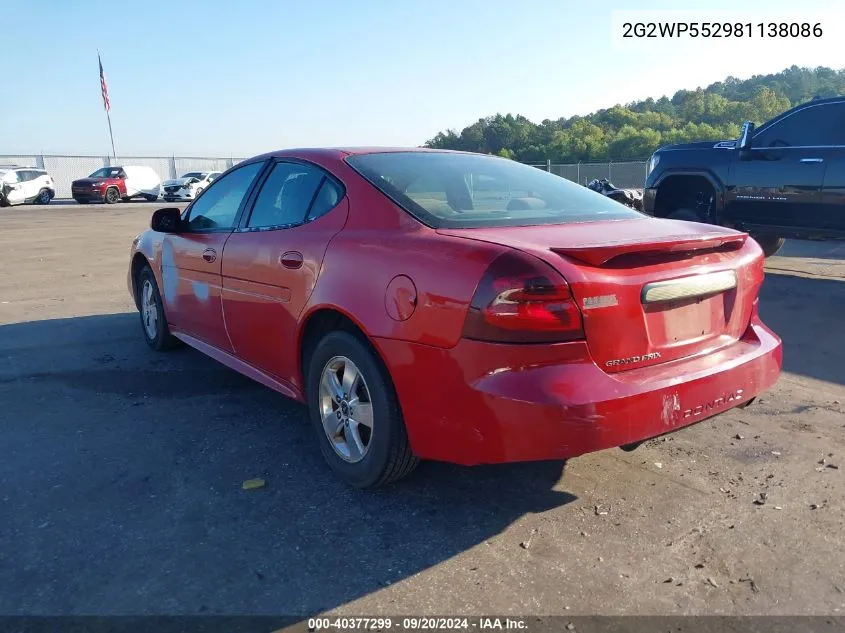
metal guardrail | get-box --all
[524,160,648,189]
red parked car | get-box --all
[127,148,783,488]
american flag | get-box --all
[98,53,110,113]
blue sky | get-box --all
[2,0,843,156]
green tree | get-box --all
[423,66,845,162]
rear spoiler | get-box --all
[551,233,748,267]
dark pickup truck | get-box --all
[643,96,845,256]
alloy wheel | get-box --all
[318,356,374,463]
[141,279,159,340]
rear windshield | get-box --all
[346,152,641,229]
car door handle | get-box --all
[280,251,303,269]
[800,158,824,163]
[202,248,217,263]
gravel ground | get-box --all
[0,204,843,616]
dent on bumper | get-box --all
[376,318,782,465]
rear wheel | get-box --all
[34,188,52,205]
[306,331,418,488]
[137,265,177,351]
[144,194,158,202]
[104,187,120,204]
[751,234,785,258]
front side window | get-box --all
[347,152,641,229]
[246,162,342,229]
[754,103,845,147]
[185,161,264,231]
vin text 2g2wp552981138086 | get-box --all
[644,96,845,257]
[127,148,782,488]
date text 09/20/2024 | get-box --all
[621,22,823,38]
[307,617,528,631]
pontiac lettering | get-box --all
[682,389,745,419]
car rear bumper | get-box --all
[375,316,782,465]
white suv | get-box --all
[0,166,56,207]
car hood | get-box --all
[163,177,198,187]
[73,178,115,185]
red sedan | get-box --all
[127,148,782,488]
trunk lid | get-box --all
[439,218,763,373]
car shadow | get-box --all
[758,271,845,386]
[773,239,845,261]
[0,313,575,615]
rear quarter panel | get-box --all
[299,161,508,353]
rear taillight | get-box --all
[463,252,584,344]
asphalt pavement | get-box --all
[1,204,844,616]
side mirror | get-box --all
[738,121,755,150]
[151,207,183,233]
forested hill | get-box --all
[424,66,845,163]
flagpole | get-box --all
[105,108,116,159]
[98,50,116,158]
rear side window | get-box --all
[346,152,640,229]
[754,102,845,147]
[246,162,342,229]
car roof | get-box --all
[241,146,476,165]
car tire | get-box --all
[104,187,120,204]
[306,330,418,489]
[751,234,785,258]
[33,188,52,205]
[137,265,177,351]
[144,194,158,202]
[667,208,704,223]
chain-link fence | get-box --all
[0,154,248,199]
[1,154,647,200]
[528,160,648,189]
